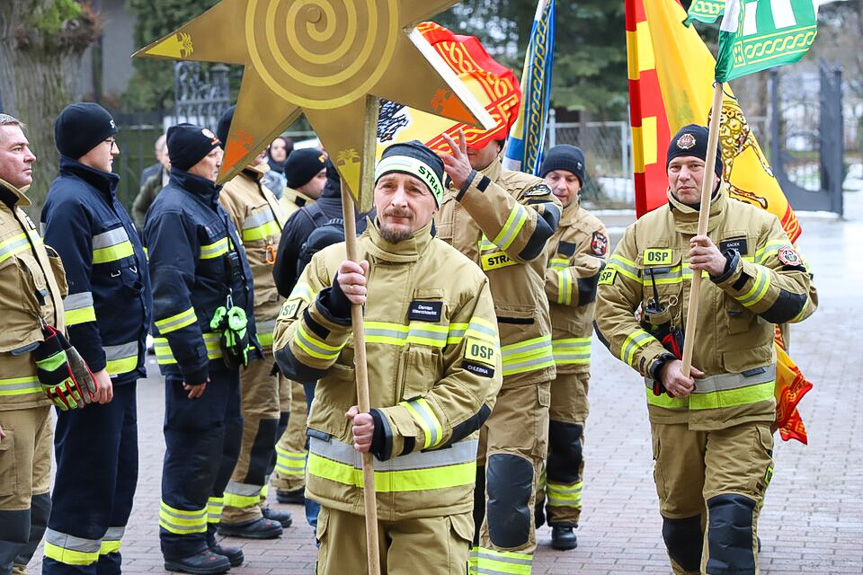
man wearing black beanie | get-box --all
[41,102,153,575]
[279,148,327,217]
[595,124,816,574]
[533,145,608,551]
[144,122,260,574]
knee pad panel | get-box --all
[662,514,703,572]
[547,421,583,483]
[486,454,533,548]
[706,494,756,575]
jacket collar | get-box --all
[169,168,222,208]
[283,187,316,207]
[667,184,726,234]
[559,198,581,226]
[59,156,119,200]
[0,178,31,208]
[480,156,503,182]
[242,162,269,182]
[364,218,434,263]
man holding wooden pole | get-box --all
[273,141,502,574]
[595,124,815,574]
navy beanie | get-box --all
[540,145,586,185]
[374,140,445,206]
[216,106,234,150]
[167,123,221,171]
[54,103,118,160]
[285,148,328,189]
[666,124,723,177]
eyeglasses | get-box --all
[104,137,118,148]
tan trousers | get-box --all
[651,421,774,575]
[0,406,52,512]
[272,380,307,492]
[476,382,550,567]
[315,506,473,575]
[221,354,284,524]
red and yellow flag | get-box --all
[626,0,812,442]
[376,22,521,155]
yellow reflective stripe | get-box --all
[500,336,554,376]
[288,282,315,303]
[476,548,533,575]
[242,219,280,242]
[552,337,591,365]
[207,497,224,523]
[294,323,343,360]
[307,453,475,493]
[223,492,260,509]
[548,258,569,270]
[44,542,99,566]
[491,204,529,251]
[105,356,138,375]
[99,540,121,556]
[608,253,642,284]
[199,237,228,260]
[65,306,97,326]
[0,233,29,264]
[546,480,583,507]
[754,240,786,264]
[92,242,133,265]
[645,381,775,410]
[621,329,652,368]
[0,376,41,396]
[153,334,222,365]
[364,321,450,348]
[275,446,307,474]
[400,398,444,449]
[154,306,197,334]
[557,267,573,305]
[737,266,770,308]
[159,501,207,534]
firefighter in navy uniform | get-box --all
[144,124,259,575]
[595,125,816,575]
[0,114,69,575]
[41,103,153,575]
[534,145,608,551]
[214,108,291,538]
[435,127,561,574]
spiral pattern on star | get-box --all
[245,0,399,109]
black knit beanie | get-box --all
[216,106,235,150]
[540,145,586,185]
[54,103,118,160]
[285,148,328,189]
[666,124,723,177]
[167,123,221,171]
[374,140,446,206]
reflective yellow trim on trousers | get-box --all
[154,306,197,334]
[207,497,224,523]
[44,543,99,566]
[0,376,41,396]
[276,445,307,475]
[99,526,124,556]
[294,323,343,360]
[224,490,261,509]
[200,237,228,259]
[546,480,583,508]
[476,548,533,574]
[307,453,475,493]
[400,397,444,449]
[646,381,775,410]
[491,204,529,251]
[153,333,222,365]
[99,540,122,556]
[501,335,554,376]
[159,501,207,535]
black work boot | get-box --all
[550,526,578,550]
[261,506,293,528]
[275,488,305,505]
[164,550,231,574]
[211,544,244,567]
[217,517,283,539]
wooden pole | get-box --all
[680,82,725,377]
[338,94,380,575]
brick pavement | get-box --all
[26,193,863,574]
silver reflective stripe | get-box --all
[645,364,776,394]
[92,227,129,250]
[501,338,550,359]
[467,321,497,340]
[242,210,275,230]
[0,235,28,261]
[45,529,101,553]
[225,481,264,497]
[477,551,532,566]
[103,526,125,541]
[104,342,138,361]
[309,436,478,472]
[64,291,94,311]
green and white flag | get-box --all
[685,0,726,26]
[715,0,818,82]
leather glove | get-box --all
[35,325,97,410]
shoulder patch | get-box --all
[598,268,617,286]
[280,299,302,320]
[591,231,608,256]
[523,182,552,197]
[464,338,497,368]
[777,245,801,266]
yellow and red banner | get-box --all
[626,0,812,442]
[376,22,520,156]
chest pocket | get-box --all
[399,290,447,400]
[639,249,684,326]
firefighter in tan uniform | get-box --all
[271,147,328,506]
[0,114,75,575]
[273,141,502,574]
[215,108,292,540]
[534,146,607,551]
[435,129,561,573]
[595,125,816,575]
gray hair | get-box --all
[0,114,25,130]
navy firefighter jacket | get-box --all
[41,156,153,385]
[143,168,258,385]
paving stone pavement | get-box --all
[26,193,863,574]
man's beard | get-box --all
[378,209,413,243]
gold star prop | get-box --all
[134,0,493,209]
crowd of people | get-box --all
[0,93,815,575]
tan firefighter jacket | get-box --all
[219,163,287,348]
[544,200,608,375]
[435,157,561,388]
[279,187,316,221]
[0,178,67,410]
[595,188,815,430]
[272,220,502,521]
